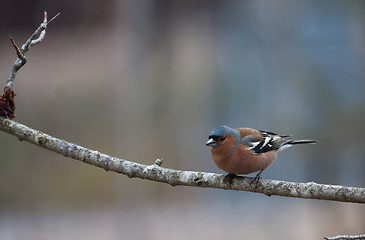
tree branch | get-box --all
[1,118,364,204]
[325,234,365,240]
[7,11,60,90]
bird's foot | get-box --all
[250,170,263,190]
[223,173,237,186]
[250,174,261,185]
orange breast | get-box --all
[211,145,278,174]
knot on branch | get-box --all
[0,86,16,119]
[153,159,163,167]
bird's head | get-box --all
[206,125,240,148]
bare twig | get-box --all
[325,234,365,240]
[47,12,61,25]
[0,118,364,203]
[29,11,48,47]
[6,11,60,90]
[9,37,26,62]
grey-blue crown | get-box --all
[209,125,232,136]
[210,125,240,139]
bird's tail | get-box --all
[278,139,317,152]
[287,139,318,145]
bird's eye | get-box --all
[220,136,226,141]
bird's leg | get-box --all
[250,169,264,187]
[223,173,237,186]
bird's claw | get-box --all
[223,173,237,186]
[250,169,263,190]
[250,174,261,185]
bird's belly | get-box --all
[212,148,278,174]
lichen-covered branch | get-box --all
[325,234,365,240]
[1,118,364,204]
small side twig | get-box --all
[325,234,365,240]
[9,37,26,62]
[47,12,61,25]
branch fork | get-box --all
[0,11,60,119]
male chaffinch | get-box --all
[206,125,317,182]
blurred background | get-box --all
[0,0,365,239]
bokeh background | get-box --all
[0,0,365,239]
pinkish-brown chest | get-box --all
[210,145,278,174]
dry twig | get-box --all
[7,11,60,90]
[1,11,60,119]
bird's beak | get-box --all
[206,138,217,147]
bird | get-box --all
[206,125,317,183]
